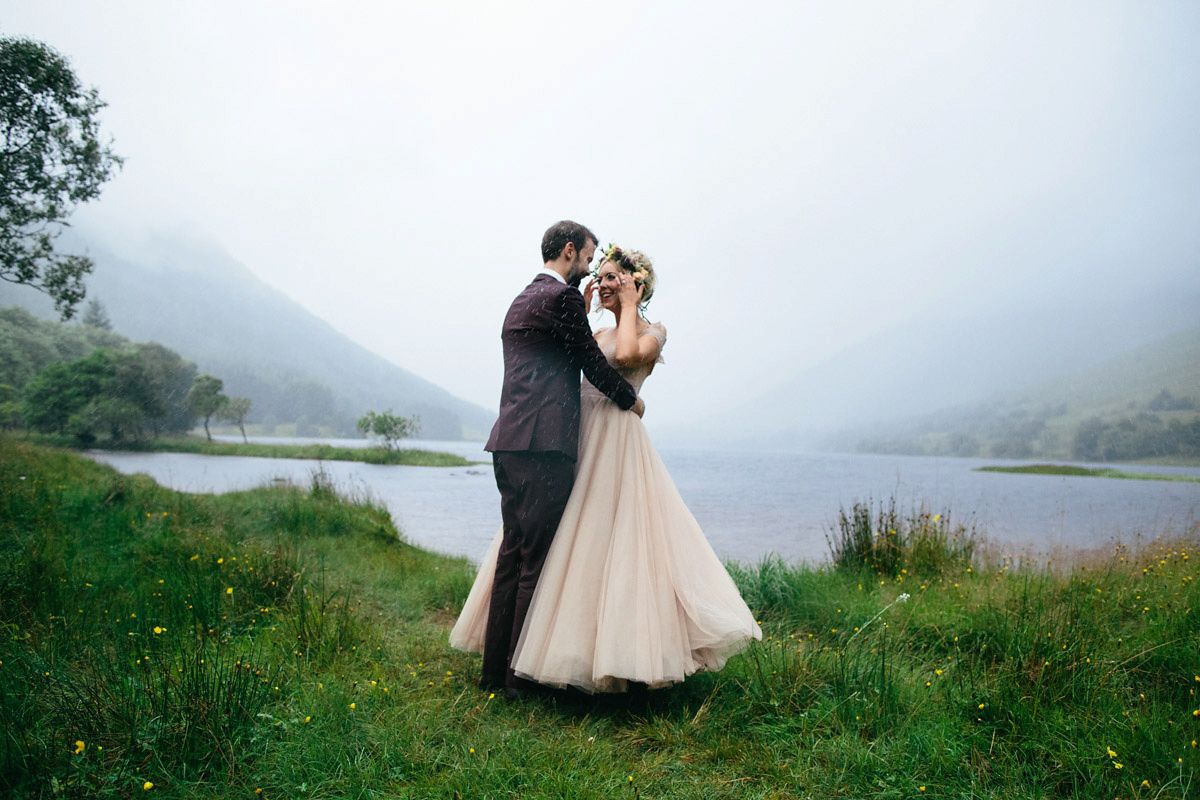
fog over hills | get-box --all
[828,324,1200,459]
[0,231,495,440]
[4,224,1197,453]
[657,282,1200,453]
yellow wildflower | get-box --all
[143,782,154,790]
[74,741,85,754]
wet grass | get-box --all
[979,464,1200,483]
[3,438,1198,798]
[18,431,475,466]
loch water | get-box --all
[86,438,1200,565]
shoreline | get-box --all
[10,432,476,467]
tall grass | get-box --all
[3,436,1197,798]
[826,495,977,576]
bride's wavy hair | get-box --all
[595,243,656,310]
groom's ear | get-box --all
[561,241,576,261]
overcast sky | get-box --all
[4,1,1199,427]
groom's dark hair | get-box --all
[541,220,597,263]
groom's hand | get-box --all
[581,277,597,311]
[631,396,645,418]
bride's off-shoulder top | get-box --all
[582,322,667,397]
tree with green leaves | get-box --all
[357,409,420,451]
[22,348,163,443]
[0,382,21,429]
[186,374,228,441]
[220,396,252,443]
[1,36,122,319]
[135,342,197,436]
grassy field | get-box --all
[16,432,475,466]
[978,464,1200,483]
[2,439,1198,798]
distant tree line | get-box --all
[1072,413,1200,461]
[852,389,1199,462]
[212,363,340,435]
[1147,388,1197,412]
[1,305,449,445]
[0,304,251,444]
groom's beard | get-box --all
[566,255,587,287]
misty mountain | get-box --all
[0,232,495,440]
[673,285,1200,453]
[835,325,1200,459]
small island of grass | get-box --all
[977,463,1200,483]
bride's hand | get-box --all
[616,274,643,312]
[582,277,597,311]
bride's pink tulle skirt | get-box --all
[450,392,761,693]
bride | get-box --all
[450,244,761,693]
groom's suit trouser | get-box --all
[484,450,576,688]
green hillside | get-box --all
[0,233,495,440]
[844,326,1200,462]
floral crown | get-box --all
[593,243,654,289]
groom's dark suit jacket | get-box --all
[485,273,637,455]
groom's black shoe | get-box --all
[479,674,505,692]
[503,676,550,702]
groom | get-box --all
[481,220,644,695]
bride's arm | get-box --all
[613,278,661,367]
